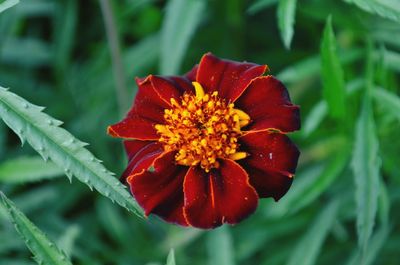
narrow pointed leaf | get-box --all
[247,0,278,15]
[320,16,346,120]
[0,192,73,265]
[351,46,381,253]
[0,87,143,216]
[160,0,205,75]
[166,249,176,265]
[287,200,339,265]
[207,226,235,265]
[344,0,400,23]
[277,0,297,49]
[373,88,400,121]
[0,156,63,183]
[0,0,19,13]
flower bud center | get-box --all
[155,82,250,172]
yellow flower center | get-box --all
[155,82,250,172]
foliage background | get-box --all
[0,0,399,264]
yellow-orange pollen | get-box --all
[155,82,250,172]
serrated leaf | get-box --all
[160,0,205,75]
[287,200,339,265]
[166,249,176,265]
[373,88,400,121]
[0,192,73,265]
[247,0,278,15]
[344,0,400,23]
[277,0,297,49]
[207,226,235,265]
[320,16,347,120]
[0,0,19,13]
[351,45,381,253]
[0,156,63,183]
[0,87,143,217]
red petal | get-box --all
[121,141,163,181]
[236,76,300,133]
[148,75,194,104]
[128,151,189,226]
[196,53,268,102]
[239,131,300,200]
[185,64,199,81]
[131,76,170,122]
[107,115,159,140]
[183,160,258,229]
[123,140,149,161]
[108,75,196,140]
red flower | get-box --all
[108,53,300,229]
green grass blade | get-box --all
[0,0,19,13]
[0,87,143,217]
[160,0,205,75]
[351,43,381,254]
[320,16,347,120]
[0,192,73,265]
[277,0,297,49]
[287,200,339,265]
[344,0,400,23]
[0,156,63,183]
[373,88,400,121]
[207,226,235,265]
[166,249,176,265]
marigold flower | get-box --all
[108,53,300,229]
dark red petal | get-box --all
[236,75,300,133]
[107,115,159,140]
[128,151,189,226]
[239,131,300,200]
[185,64,199,81]
[121,141,163,181]
[196,53,268,102]
[123,140,149,161]
[131,76,170,122]
[149,75,194,104]
[183,160,258,229]
[244,167,293,201]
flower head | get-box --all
[108,53,300,229]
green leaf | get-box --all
[0,87,143,216]
[0,156,63,183]
[320,16,347,120]
[346,225,390,265]
[344,0,400,23]
[373,88,400,121]
[57,225,80,257]
[0,192,73,265]
[160,0,205,75]
[247,0,278,15]
[277,0,297,49]
[302,101,327,137]
[382,49,400,73]
[302,78,364,137]
[289,149,350,214]
[351,44,381,253]
[166,249,176,265]
[0,0,19,13]
[287,200,339,265]
[277,48,363,84]
[207,226,235,265]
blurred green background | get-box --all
[0,0,399,264]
